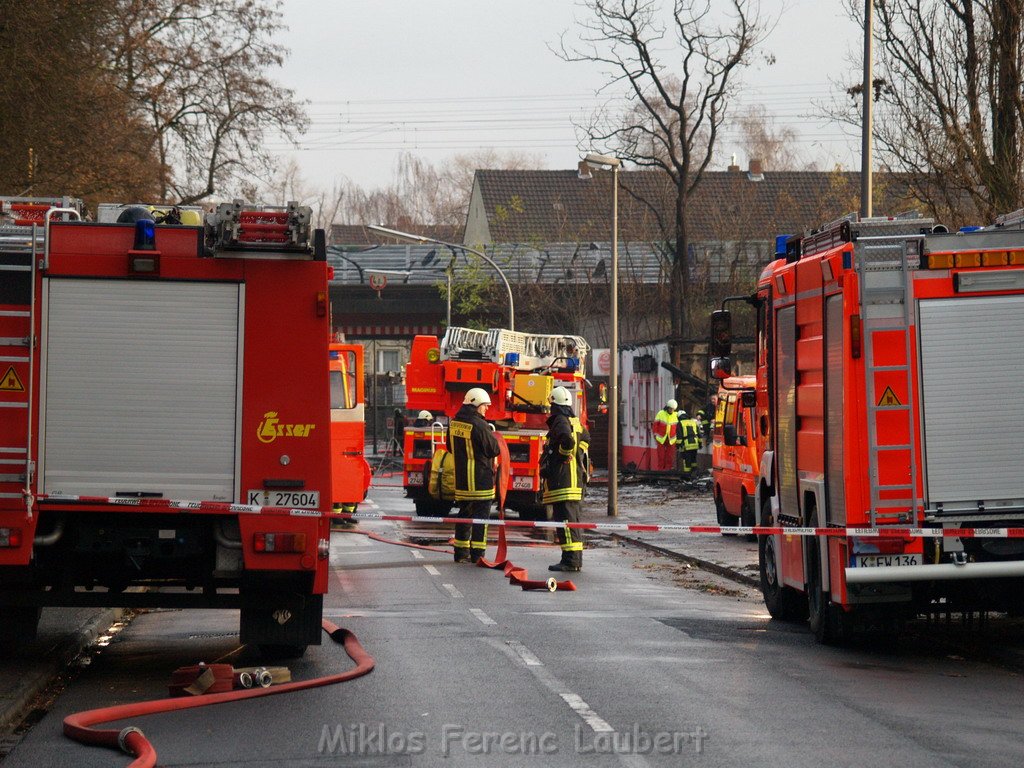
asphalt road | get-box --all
[4,485,1024,767]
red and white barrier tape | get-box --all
[35,494,317,517]
[339,512,1024,539]
[32,494,1024,538]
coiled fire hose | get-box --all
[63,620,374,768]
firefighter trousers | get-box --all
[454,499,494,561]
[551,500,583,567]
[655,441,676,471]
[679,448,697,478]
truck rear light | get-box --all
[0,527,22,548]
[253,532,307,553]
[316,291,328,317]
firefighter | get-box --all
[652,399,679,471]
[448,387,501,563]
[542,386,591,572]
[695,409,709,441]
[413,409,433,427]
[677,409,702,478]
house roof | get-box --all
[470,168,923,244]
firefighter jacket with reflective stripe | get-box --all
[448,404,500,501]
[542,407,591,504]
[653,409,678,445]
[677,418,701,451]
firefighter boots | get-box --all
[453,546,471,563]
[548,550,582,572]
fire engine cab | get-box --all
[712,211,1024,642]
[329,342,371,512]
[0,196,332,657]
[711,375,758,532]
[403,326,590,518]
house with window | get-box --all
[328,163,923,452]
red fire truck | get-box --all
[0,196,332,657]
[711,212,1024,643]
[329,342,371,512]
[403,327,590,518]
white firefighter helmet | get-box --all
[463,387,492,407]
[666,399,678,410]
[549,386,573,407]
[679,410,688,419]
[417,410,432,420]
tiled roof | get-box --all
[471,169,924,244]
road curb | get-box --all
[0,607,125,737]
[606,533,760,588]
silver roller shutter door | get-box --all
[40,279,241,501]
[919,294,1024,507]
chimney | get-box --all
[727,153,740,173]
[747,158,764,181]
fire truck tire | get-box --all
[740,491,757,541]
[0,606,41,653]
[758,497,806,621]
[414,498,451,517]
[715,488,738,536]
[805,531,851,645]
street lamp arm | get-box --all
[367,224,515,331]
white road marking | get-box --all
[442,583,463,599]
[470,608,497,626]
[335,571,354,594]
[423,564,441,576]
[410,549,424,559]
[560,693,615,733]
[506,639,543,666]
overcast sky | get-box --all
[270,1,865,192]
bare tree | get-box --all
[556,0,767,349]
[735,104,812,171]
[0,2,162,203]
[104,0,307,204]
[840,0,1024,222]
[332,150,542,227]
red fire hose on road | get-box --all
[63,620,374,768]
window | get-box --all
[330,350,358,409]
[723,394,738,427]
[378,349,401,373]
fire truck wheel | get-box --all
[758,497,806,621]
[715,488,738,536]
[414,498,451,517]
[805,529,852,645]
[0,606,41,653]
[740,491,756,542]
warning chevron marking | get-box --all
[0,366,24,392]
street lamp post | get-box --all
[367,225,514,331]
[582,153,621,517]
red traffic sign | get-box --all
[368,273,387,290]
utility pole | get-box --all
[861,0,873,218]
